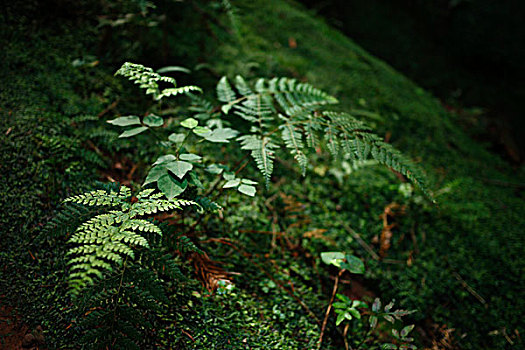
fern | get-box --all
[279,114,308,175]
[216,76,430,197]
[77,247,182,349]
[115,62,202,100]
[237,134,278,185]
[65,186,197,294]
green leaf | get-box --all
[221,103,233,114]
[223,172,236,181]
[369,316,378,328]
[193,126,212,136]
[206,164,224,174]
[385,300,395,312]
[349,308,361,319]
[351,300,367,309]
[168,133,186,144]
[320,252,345,267]
[166,161,193,179]
[179,153,202,162]
[202,128,239,143]
[336,294,351,303]
[181,117,198,129]
[157,66,191,74]
[107,115,141,126]
[153,154,176,165]
[143,114,163,127]
[119,126,148,138]
[217,76,235,103]
[143,165,166,185]
[332,302,348,309]
[384,315,395,324]
[157,174,187,199]
[400,325,415,338]
[336,313,346,326]
[240,178,258,185]
[341,255,365,274]
[382,344,398,350]
[223,179,241,188]
[372,298,381,312]
[238,184,256,196]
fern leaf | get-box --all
[234,75,253,96]
[238,134,277,186]
[325,124,339,158]
[279,116,307,175]
[160,85,202,98]
[217,76,236,104]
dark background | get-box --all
[301,0,525,163]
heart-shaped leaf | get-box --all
[143,165,167,185]
[157,174,187,199]
[166,161,193,179]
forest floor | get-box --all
[1,1,523,349]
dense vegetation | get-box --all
[1,1,523,349]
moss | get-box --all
[1,0,523,348]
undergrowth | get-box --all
[1,1,523,349]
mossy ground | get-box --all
[1,1,523,349]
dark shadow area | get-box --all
[302,0,525,163]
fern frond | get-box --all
[323,111,428,194]
[217,76,236,103]
[324,124,340,158]
[64,187,130,207]
[214,76,429,196]
[234,75,253,96]
[279,115,307,175]
[116,62,200,101]
[65,186,197,294]
[160,85,202,98]
[238,134,277,186]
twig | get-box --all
[343,224,380,260]
[97,99,119,118]
[343,323,352,350]
[453,272,487,305]
[318,269,345,349]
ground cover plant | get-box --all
[1,0,523,349]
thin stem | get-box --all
[318,269,345,349]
